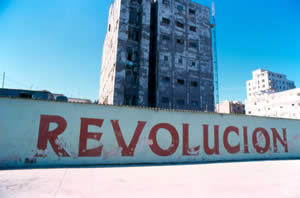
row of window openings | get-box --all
[163,56,197,67]
[162,36,198,48]
[162,18,197,32]
[248,79,292,86]
[162,97,199,106]
[249,85,266,91]
[256,73,284,78]
[162,0,197,16]
[250,85,289,92]
[254,103,300,107]
[251,104,300,113]
[162,77,198,87]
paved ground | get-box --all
[1,161,300,198]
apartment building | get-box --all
[149,0,214,111]
[99,0,214,111]
[216,100,245,114]
[246,69,295,98]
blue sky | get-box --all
[0,0,299,102]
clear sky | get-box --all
[0,0,299,102]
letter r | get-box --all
[37,115,69,157]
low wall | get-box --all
[0,98,299,169]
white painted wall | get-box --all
[1,98,300,169]
[245,88,300,119]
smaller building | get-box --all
[68,98,92,104]
[246,69,295,98]
[0,88,92,104]
[245,88,300,119]
[0,88,53,100]
[216,101,245,114]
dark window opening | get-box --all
[191,61,196,67]
[126,63,133,69]
[191,81,198,87]
[191,100,198,107]
[133,51,139,62]
[164,56,168,61]
[124,95,136,105]
[162,35,170,41]
[162,97,169,103]
[189,42,197,49]
[189,9,195,15]
[162,76,170,83]
[176,21,184,28]
[19,93,33,99]
[162,18,170,25]
[178,58,182,64]
[176,38,184,44]
[177,79,184,85]
[128,53,132,61]
[108,24,111,31]
[177,5,184,12]
[127,48,133,61]
[128,28,140,41]
[176,99,185,105]
[189,26,196,32]
[129,8,141,25]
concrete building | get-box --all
[99,0,151,106]
[245,88,300,119]
[99,0,214,111]
[216,100,245,114]
[149,0,214,111]
[246,69,295,98]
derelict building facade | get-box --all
[99,0,214,111]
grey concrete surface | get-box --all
[1,161,300,198]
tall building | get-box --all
[99,0,214,111]
[246,69,295,98]
[99,0,151,106]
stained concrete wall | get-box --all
[99,0,151,106]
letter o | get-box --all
[149,123,179,156]
[252,128,270,154]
